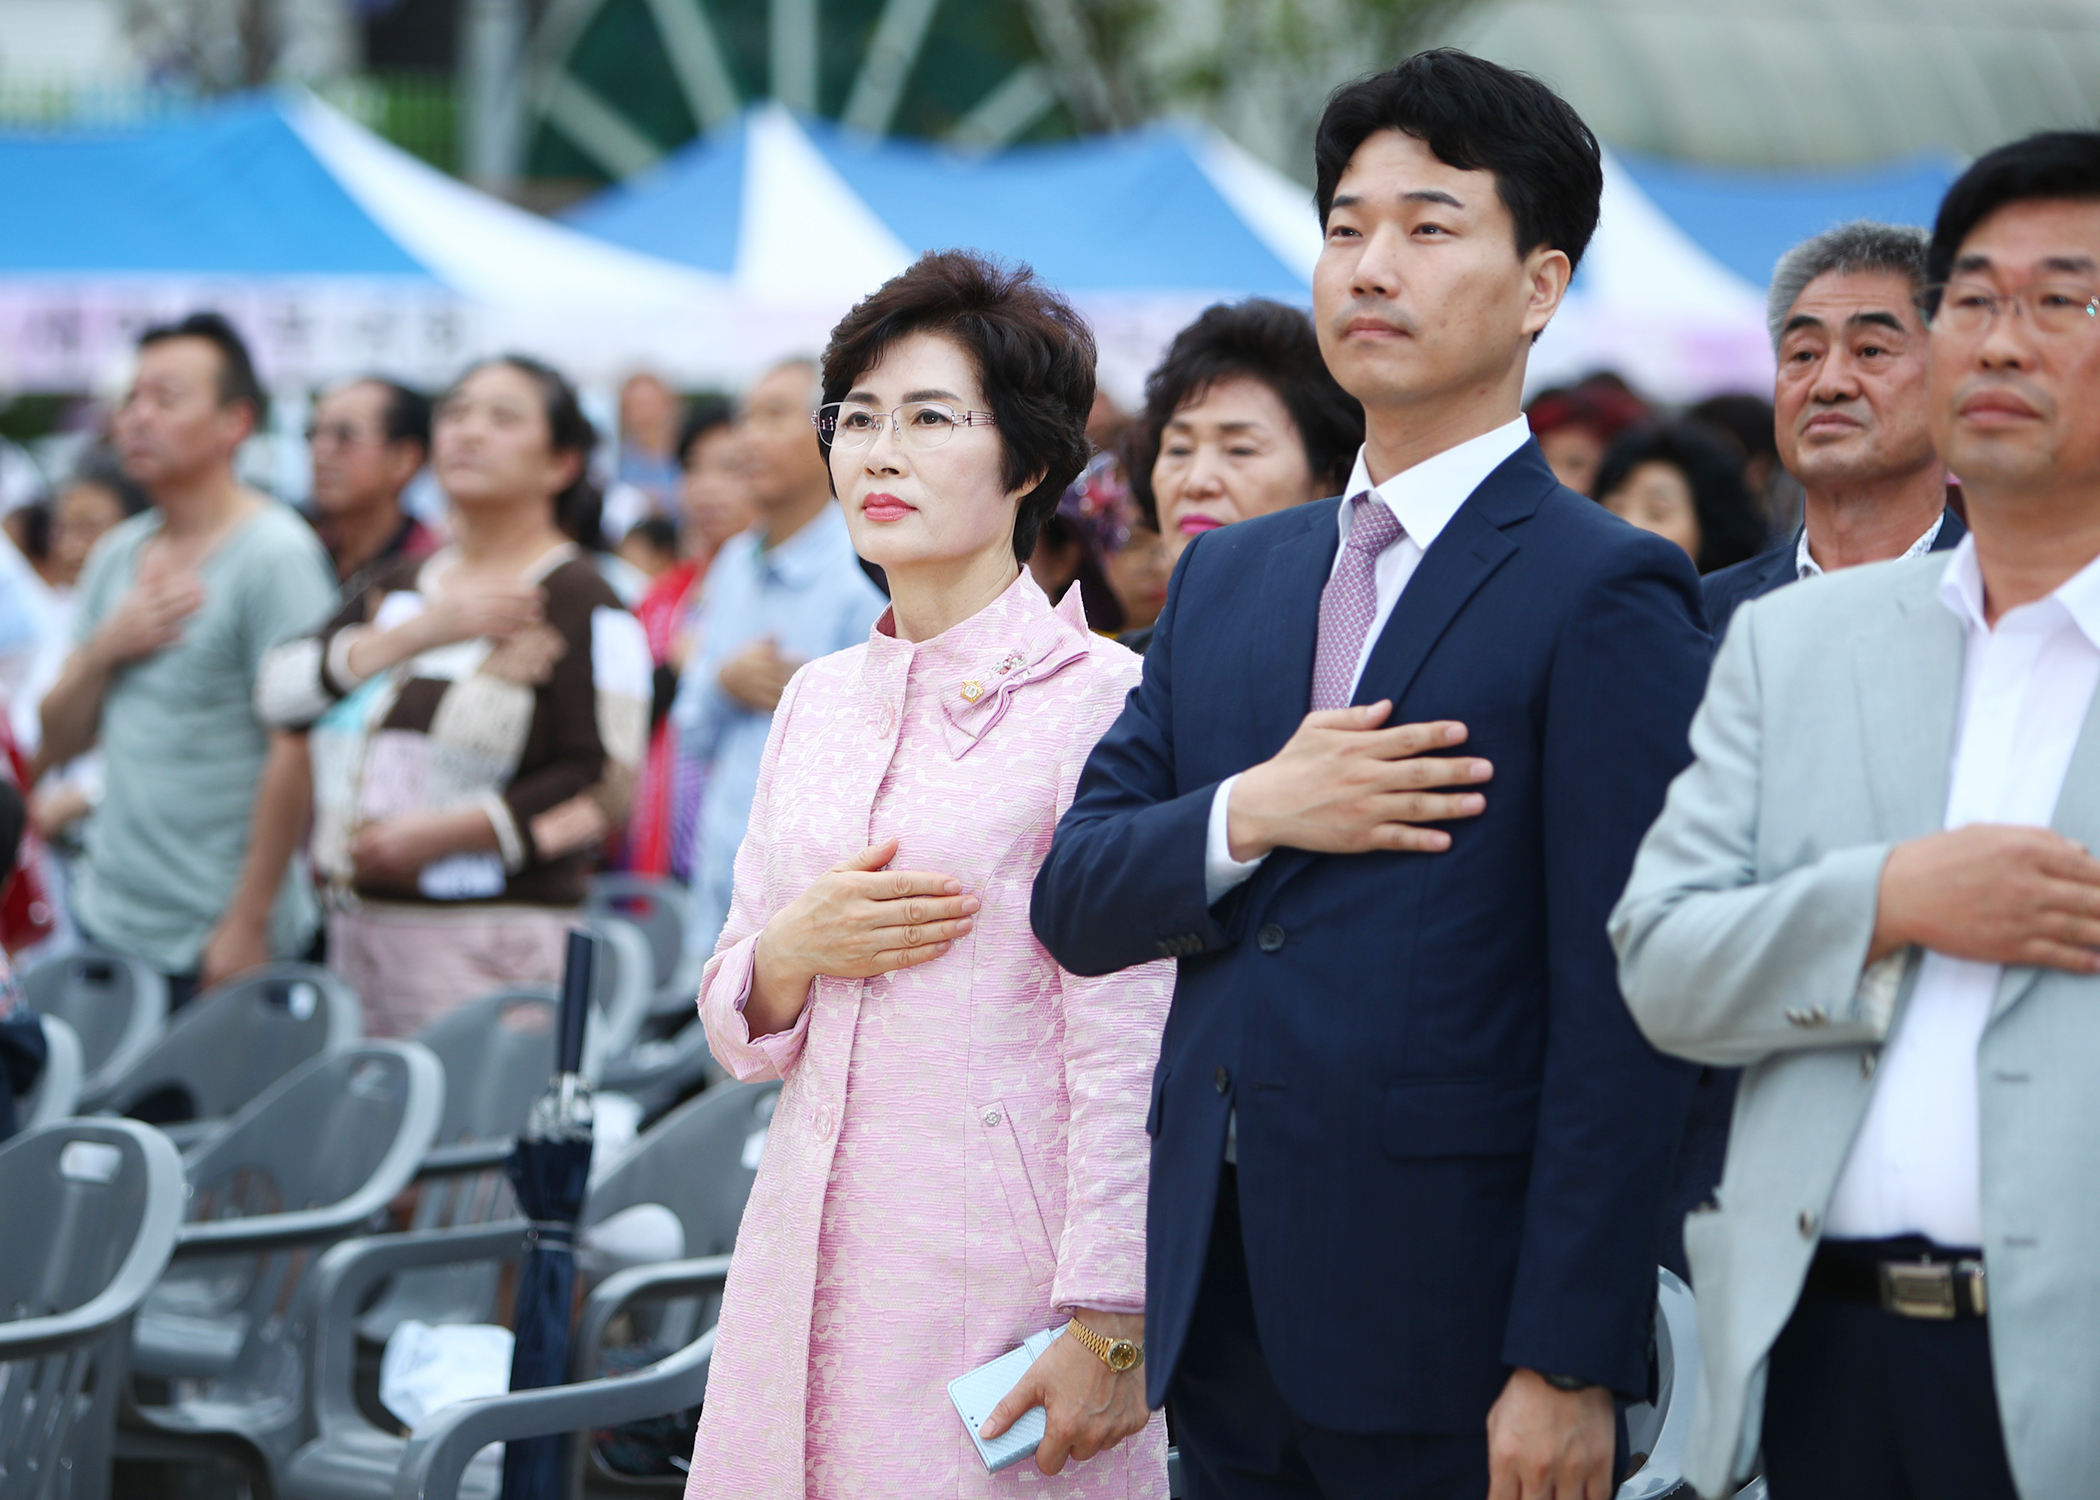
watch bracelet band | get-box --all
[1064,1317,1144,1370]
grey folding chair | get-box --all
[0,1117,185,1500]
[592,1012,722,1124]
[1617,1266,1700,1500]
[580,917,653,1083]
[20,947,168,1111]
[284,1080,783,1500]
[118,1041,444,1496]
[585,875,701,1019]
[19,1014,83,1132]
[98,964,361,1146]
[354,990,561,1345]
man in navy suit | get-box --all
[1666,222,1969,1279]
[1031,50,1709,1500]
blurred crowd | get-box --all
[0,284,1828,1084]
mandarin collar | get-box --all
[863,570,1094,758]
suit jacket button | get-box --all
[1257,924,1286,953]
[1215,1066,1230,1094]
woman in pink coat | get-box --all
[686,250,1173,1499]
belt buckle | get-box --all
[1880,1260,1957,1319]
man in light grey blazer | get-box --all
[1612,131,2100,1500]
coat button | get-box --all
[1256,924,1286,953]
[982,1109,1002,1127]
[814,1106,836,1141]
[1214,1066,1230,1094]
[1798,1210,1819,1240]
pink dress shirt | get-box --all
[686,572,1173,1499]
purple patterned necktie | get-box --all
[1309,495,1406,711]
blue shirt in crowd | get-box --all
[671,501,887,956]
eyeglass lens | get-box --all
[820,402,967,449]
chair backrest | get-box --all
[587,875,698,1017]
[0,1119,184,1500]
[1618,1266,1700,1500]
[581,918,653,1082]
[19,1014,82,1131]
[101,964,361,1126]
[414,989,559,1146]
[586,875,692,994]
[585,1079,782,1260]
[21,946,168,1108]
[180,1042,445,1237]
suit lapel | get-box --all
[1255,445,1546,896]
[1245,507,1341,756]
[1851,568,1963,840]
[1993,682,2100,1021]
[1350,445,1544,710]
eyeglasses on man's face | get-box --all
[306,420,384,448]
[1920,280,2100,337]
[813,401,998,451]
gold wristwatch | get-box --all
[1065,1317,1143,1373]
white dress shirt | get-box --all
[1794,512,1945,581]
[1202,416,1533,904]
[1823,535,2100,1247]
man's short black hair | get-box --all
[370,379,432,454]
[677,394,737,467]
[138,311,266,421]
[1314,48,1602,274]
[1127,299,1365,527]
[1926,131,2100,300]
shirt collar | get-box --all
[1796,512,1946,581]
[754,501,854,588]
[1937,531,2100,650]
[1336,415,1532,552]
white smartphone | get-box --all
[947,1326,1062,1473]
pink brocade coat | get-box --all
[686,574,1173,1500]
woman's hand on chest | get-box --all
[745,836,979,1038]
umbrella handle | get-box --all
[558,928,593,1076]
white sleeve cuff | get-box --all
[1204,774,1267,906]
[325,627,370,694]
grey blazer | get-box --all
[1610,553,2100,1500]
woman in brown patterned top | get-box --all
[258,356,652,1036]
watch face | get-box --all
[1107,1341,1139,1373]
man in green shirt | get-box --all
[38,313,335,1005]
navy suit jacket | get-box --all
[1031,440,1710,1432]
[1700,505,1968,642]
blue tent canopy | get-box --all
[1614,151,1961,289]
[567,109,1312,298]
[0,98,427,277]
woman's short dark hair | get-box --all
[1126,300,1364,527]
[819,250,1095,565]
[450,354,602,547]
[1593,420,1769,575]
[1314,49,1601,274]
[1926,131,2100,304]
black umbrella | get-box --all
[500,927,597,1500]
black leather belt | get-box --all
[1806,1238,1987,1320]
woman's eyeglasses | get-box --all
[813,401,997,451]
